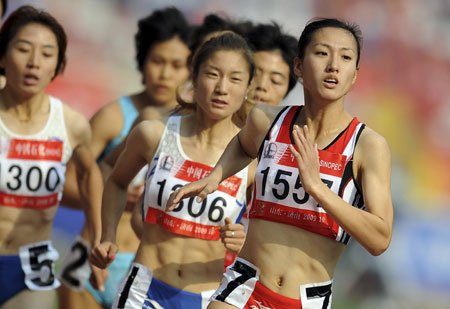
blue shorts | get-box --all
[1,241,60,306]
[85,252,135,308]
[0,255,27,306]
[113,262,214,309]
[144,277,209,308]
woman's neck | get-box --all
[187,109,238,149]
[0,87,48,122]
[299,95,352,142]
[138,90,178,109]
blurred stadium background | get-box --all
[4,0,450,308]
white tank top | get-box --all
[143,115,248,240]
[0,96,72,209]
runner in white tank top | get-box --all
[91,33,257,309]
[0,6,101,309]
[168,19,394,309]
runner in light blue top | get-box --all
[57,7,192,309]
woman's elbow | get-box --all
[367,235,391,256]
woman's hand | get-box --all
[89,264,109,292]
[220,217,246,254]
[89,241,119,269]
[166,175,220,211]
[289,125,323,195]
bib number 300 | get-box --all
[19,240,61,290]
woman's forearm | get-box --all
[100,178,128,243]
[212,133,255,183]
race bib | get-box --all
[300,280,333,309]
[0,138,65,209]
[251,141,347,239]
[144,154,244,240]
[19,240,61,290]
[58,237,91,291]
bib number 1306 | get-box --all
[156,179,227,222]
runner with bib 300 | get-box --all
[0,6,101,309]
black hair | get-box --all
[192,32,254,85]
[0,5,67,78]
[134,7,192,74]
[1,0,7,18]
[298,18,363,67]
[246,22,298,96]
[188,13,253,67]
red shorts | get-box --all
[246,281,301,308]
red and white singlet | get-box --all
[143,116,248,240]
[0,96,72,210]
[248,106,365,244]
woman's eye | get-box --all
[173,64,185,70]
[316,51,327,56]
[342,55,352,60]
[150,58,164,65]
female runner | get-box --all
[91,32,256,308]
[57,6,192,309]
[168,18,394,309]
[0,5,101,308]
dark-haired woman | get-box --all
[0,5,101,308]
[246,22,298,107]
[57,6,192,309]
[91,32,256,309]
[168,18,394,309]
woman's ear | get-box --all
[293,57,303,79]
[351,67,358,85]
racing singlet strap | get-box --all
[98,96,138,162]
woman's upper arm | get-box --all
[89,101,123,158]
[356,130,394,231]
[238,105,279,158]
[109,120,163,188]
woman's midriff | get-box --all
[0,205,57,254]
[239,219,346,299]
[134,223,226,293]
